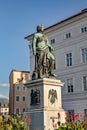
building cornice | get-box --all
[24,9,87,41]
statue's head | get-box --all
[37,24,44,32]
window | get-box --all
[1,104,3,107]
[16,108,19,114]
[66,53,72,66]
[1,108,3,111]
[23,86,26,91]
[16,86,20,90]
[84,109,87,121]
[83,76,87,91]
[66,33,71,39]
[67,78,74,93]
[84,109,87,115]
[51,38,55,44]
[5,104,8,107]
[23,96,26,101]
[68,110,74,122]
[23,108,25,112]
[81,48,87,63]
[16,96,19,101]
[81,27,87,33]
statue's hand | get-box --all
[51,46,54,51]
[49,46,54,52]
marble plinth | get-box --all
[24,78,65,130]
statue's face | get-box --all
[37,24,44,32]
[41,25,44,31]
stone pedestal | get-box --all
[24,78,65,130]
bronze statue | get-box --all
[30,89,40,105]
[32,24,55,80]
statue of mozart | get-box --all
[32,24,56,80]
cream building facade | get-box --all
[25,9,87,117]
[9,70,30,115]
[0,98,9,115]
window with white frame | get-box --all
[81,27,87,33]
[65,32,71,39]
[81,48,87,63]
[68,110,74,122]
[84,109,87,116]
[50,38,55,44]
[83,76,87,91]
[66,53,72,66]
[84,109,87,115]
[67,78,74,93]
[84,109,87,121]
[16,96,19,101]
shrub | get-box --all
[50,112,87,130]
[0,114,26,130]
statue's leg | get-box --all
[32,55,38,80]
[45,58,49,77]
[38,51,44,78]
[48,53,55,77]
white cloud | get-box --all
[0,84,9,87]
[0,94,9,99]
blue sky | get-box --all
[0,0,87,97]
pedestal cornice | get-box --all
[25,78,64,88]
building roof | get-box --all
[24,8,87,40]
[10,69,30,73]
[9,69,30,78]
